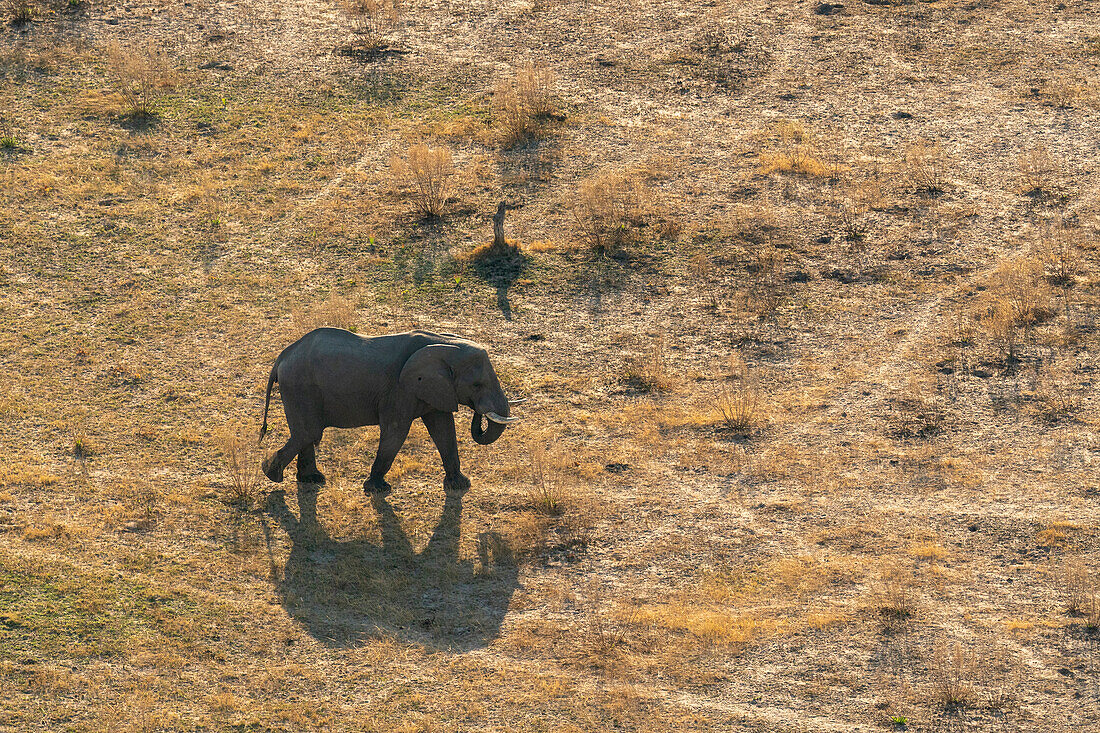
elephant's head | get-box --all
[399,342,520,445]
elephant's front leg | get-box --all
[422,411,470,494]
[365,419,412,494]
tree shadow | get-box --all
[263,484,518,650]
[471,245,527,321]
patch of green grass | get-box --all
[0,553,202,661]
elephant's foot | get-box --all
[364,476,392,495]
[443,473,471,495]
[297,471,326,485]
[261,455,284,483]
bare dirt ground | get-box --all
[1,0,1099,730]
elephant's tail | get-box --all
[259,363,278,444]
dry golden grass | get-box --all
[3,0,1100,730]
[337,0,397,53]
[389,144,456,218]
[106,44,177,120]
[571,169,650,253]
[493,61,557,148]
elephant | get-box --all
[259,328,522,494]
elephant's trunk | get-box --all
[471,412,507,445]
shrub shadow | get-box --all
[264,484,518,650]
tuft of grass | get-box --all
[1017,146,1064,199]
[929,643,978,710]
[389,144,455,218]
[338,0,397,54]
[292,294,360,334]
[3,0,36,24]
[904,140,949,194]
[1060,560,1092,615]
[571,170,649,254]
[874,569,919,622]
[494,61,558,148]
[974,256,1052,362]
[527,446,568,517]
[215,427,261,510]
[759,121,828,176]
[714,355,760,433]
[107,44,177,120]
[620,331,674,393]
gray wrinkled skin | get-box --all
[260,329,514,494]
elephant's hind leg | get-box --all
[365,420,412,494]
[262,438,297,483]
[296,442,326,485]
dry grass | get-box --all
[904,140,950,195]
[106,44,177,120]
[493,61,557,148]
[713,355,760,433]
[1060,560,1092,614]
[759,121,829,177]
[1017,146,1064,197]
[2,0,36,23]
[215,427,261,509]
[3,0,1100,730]
[571,169,649,253]
[619,331,675,393]
[929,643,978,709]
[526,446,569,516]
[389,144,455,218]
[974,256,1052,361]
[337,0,397,54]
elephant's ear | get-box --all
[399,344,459,413]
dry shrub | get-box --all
[583,591,641,658]
[1035,220,1082,291]
[904,140,949,194]
[888,380,946,441]
[3,0,36,24]
[337,0,397,53]
[744,238,785,319]
[974,257,1051,361]
[571,170,649,253]
[1060,560,1092,614]
[494,61,557,148]
[526,445,572,516]
[620,331,674,393]
[390,144,455,218]
[714,354,760,433]
[216,427,261,509]
[107,44,177,119]
[292,294,359,334]
[873,567,919,622]
[1045,76,1089,109]
[1017,146,1064,198]
[759,121,828,176]
[929,643,978,709]
[1037,356,1081,421]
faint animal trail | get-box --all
[869,293,947,397]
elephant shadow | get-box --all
[264,485,519,650]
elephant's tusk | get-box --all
[508,397,528,405]
[486,411,522,424]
